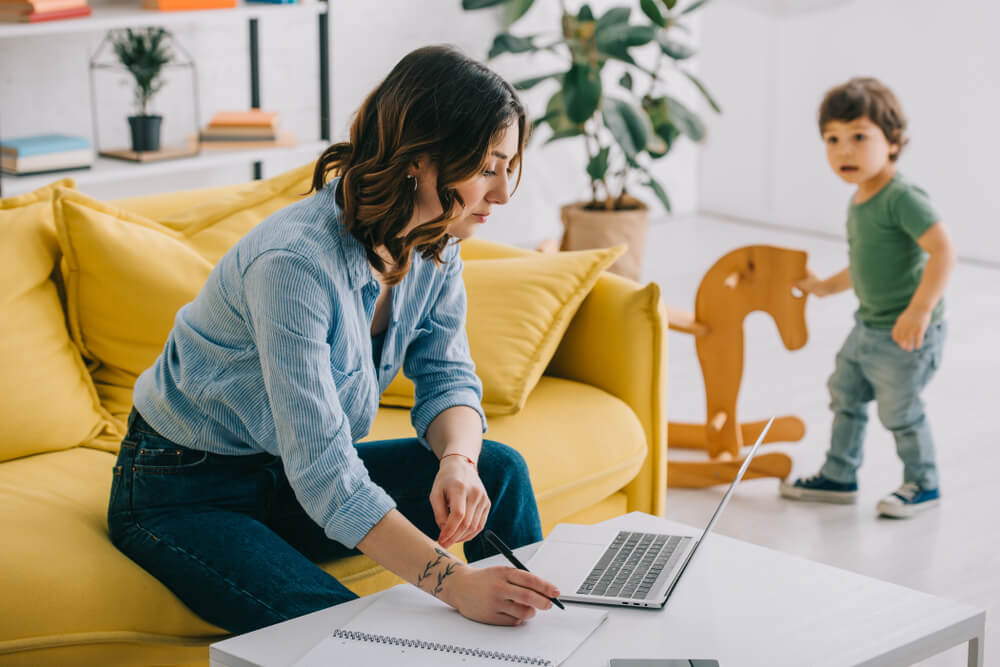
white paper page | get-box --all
[293,584,608,666]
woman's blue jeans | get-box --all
[107,409,543,635]
[819,317,946,489]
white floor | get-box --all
[639,214,998,667]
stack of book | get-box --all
[198,110,295,150]
[142,0,235,11]
[0,134,93,175]
[0,0,90,23]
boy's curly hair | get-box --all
[818,77,908,161]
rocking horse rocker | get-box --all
[666,245,810,488]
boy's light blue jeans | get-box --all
[820,315,946,490]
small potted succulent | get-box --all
[109,27,174,153]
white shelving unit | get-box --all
[0,1,331,198]
[3,141,328,195]
[0,1,327,39]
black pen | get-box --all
[482,529,565,610]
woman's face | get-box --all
[409,123,520,240]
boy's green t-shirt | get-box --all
[846,173,943,329]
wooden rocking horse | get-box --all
[666,245,810,488]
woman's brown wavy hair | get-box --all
[310,45,527,286]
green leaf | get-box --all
[619,71,633,91]
[640,0,666,27]
[645,133,669,156]
[596,6,631,31]
[665,95,706,141]
[546,127,585,144]
[644,173,672,211]
[577,4,595,21]
[596,24,655,65]
[681,70,721,113]
[602,97,648,158]
[488,32,537,59]
[642,96,682,155]
[664,0,677,9]
[543,90,576,133]
[503,0,534,24]
[587,147,611,182]
[563,63,602,123]
[656,31,695,59]
[461,0,507,8]
[513,71,563,90]
[680,0,710,16]
[531,109,560,129]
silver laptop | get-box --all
[527,417,774,609]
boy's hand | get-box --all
[795,270,828,297]
[892,306,932,351]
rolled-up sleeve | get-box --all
[404,250,487,441]
[243,250,395,548]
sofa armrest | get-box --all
[546,273,667,518]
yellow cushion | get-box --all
[369,376,647,532]
[0,180,112,462]
[54,164,316,444]
[54,189,213,442]
[381,246,624,416]
[155,161,315,263]
[0,447,444,657]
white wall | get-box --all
[699,0,1000,265]
[1,0,703,246]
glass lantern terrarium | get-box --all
[89,27,201,162]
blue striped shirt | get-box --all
[133,179,486,548]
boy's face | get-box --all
[822,117,900,186]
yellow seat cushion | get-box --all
[369,376,647,531]
[381,246,624,416]
[0,180,112,462]
[0,447,448,659]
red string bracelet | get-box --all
[439,452,477,469]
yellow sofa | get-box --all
[0,170,667,666]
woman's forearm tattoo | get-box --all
[417,547,460,597]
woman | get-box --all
[108,45,559,635]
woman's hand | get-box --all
[430,456,490,548]
[443,565,560,626]
[892,306,932,351]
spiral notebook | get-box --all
[292,584,608,666]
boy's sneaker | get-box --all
[779,473,858,504]
[876,483,940,518]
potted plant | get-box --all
[463,0,720,279]
[108,27,174,153]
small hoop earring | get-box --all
[407,174,418,192]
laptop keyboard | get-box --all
[576,531,685,600]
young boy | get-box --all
[780,77,956,518]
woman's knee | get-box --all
[478,440,532,489]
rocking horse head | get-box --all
[694,245,809,350]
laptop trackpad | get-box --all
[525,523,624,593]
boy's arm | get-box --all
[797,267,851,297]
[892,221,956,351]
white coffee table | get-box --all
[210,512,985,667]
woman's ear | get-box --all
[409,154,435,179]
